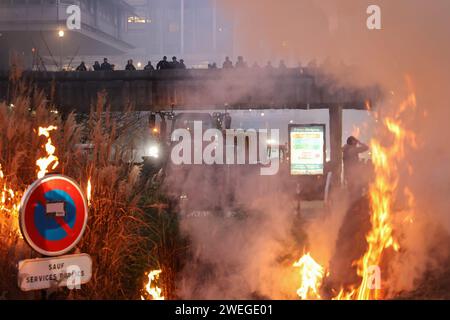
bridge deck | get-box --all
[0,69,381,113]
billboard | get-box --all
[289,124,326,176]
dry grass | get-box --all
[0,72,182,300]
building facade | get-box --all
[0,0,135,70]
[124,0,234,68]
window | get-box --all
[128,16,151,24]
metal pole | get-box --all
[57,0,62,71]
[59,37,63,71]
[329,105,343,187]
[56,0,60,21]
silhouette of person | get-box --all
[144,61,155,71]
[223,56,233,69]
[235,56,248,68]
[93,61,101,71]
[279,60,287,69]
[179,59,187,69]
[76,61,87,71]
[125,59,136,71]
[343,136,369,195]
[170,56,180,69]
[157,56,170,70]
[101,58,113,71]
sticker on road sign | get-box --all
[19,175,88,256]
[18,254,92,292]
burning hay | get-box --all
[0,79,178,299]
[294,90,420,300]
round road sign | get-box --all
[19,175,88,256]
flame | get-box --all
[36,126,59,179]
[86,178,92,206]
[333,287,357,300]
[334,92,417,300]
[141,270,164,300]
[293,253,324,300]
[0,164,22,235]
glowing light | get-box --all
[141,270,164,300]
[293,253,324,300]
[86,178,92,206]
[0,163,22,235]
[36,126,59,179]
[148,145,160,158]
[58,30,65,38]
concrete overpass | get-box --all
[0,68,380,111]
[0,68,382,185]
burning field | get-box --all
[169,81,450,301]
[293,89,426,300]
[2,0,450,301]
[0,72,180,300]
[2,71,450,301]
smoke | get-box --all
[168,165,303,299]
[172,0,450,298]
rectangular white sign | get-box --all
[46,202,66,217]
[18,254,92,292]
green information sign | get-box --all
[289,125,326,175]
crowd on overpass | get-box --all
[75,56,317,73]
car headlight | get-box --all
[148,145,160,158]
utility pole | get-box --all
[58,30,65,71]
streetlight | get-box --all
[58,30,64,71]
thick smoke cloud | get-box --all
[174,0,450,298]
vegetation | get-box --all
[0,69,182,300]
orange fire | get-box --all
[36,126,59,179]
[0,164,22,234]
[86,178,92,206]
[294,253,324,300]
[294,92,418,301]
[141,269,164,300]
[335,93,417,300]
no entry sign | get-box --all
[19,175,88,256]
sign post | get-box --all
[18,174,91,293]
